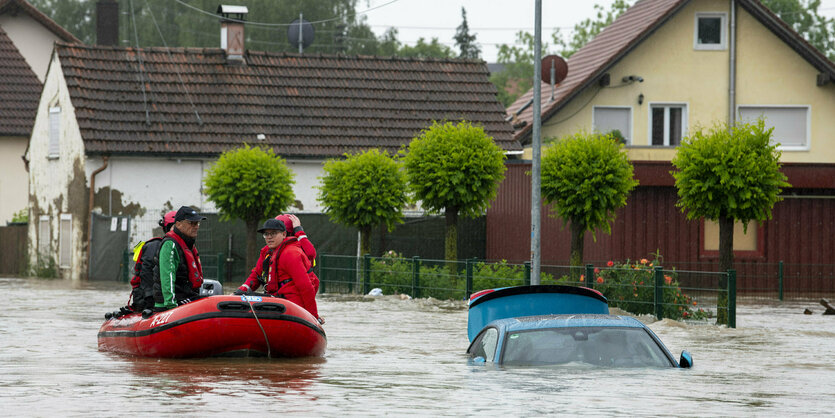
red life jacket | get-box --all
[165,230,203,290]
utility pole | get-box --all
[530,0,542,285]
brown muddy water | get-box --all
[1,277,834,416]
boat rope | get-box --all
[242,297,271,359]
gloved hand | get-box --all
[317,316,325,325]
[233,287,247,295]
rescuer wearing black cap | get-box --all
[153,206,207,310]
[234,217,321,322]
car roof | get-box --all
[489,314,647,333]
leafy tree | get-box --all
[671,120,790,324]
[761,0,835,60]
[540,132,638,268]
[453,7,480,59]
[203,145,295,268]
[317,149,408,257]
[403,121,506,263]
[671,120,790,274]
[399,38,454,59]
[490,31,551,107]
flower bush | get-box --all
[594,256,711,321]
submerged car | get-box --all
[466,285,692,368]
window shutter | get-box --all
[48,107,61,158]
[59,214,72,268]
[38,216,50,256]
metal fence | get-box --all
[319,254,737,327]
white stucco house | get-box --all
[26,13,519,280]
[0,0,78,224]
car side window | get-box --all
[468,327,499,362]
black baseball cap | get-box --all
[174,206,207,222]
[257,218,286,233]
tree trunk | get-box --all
[445,207,458,262]
[445,207,459,276]
[718,216,734,272]
[360,225,372,257]
[569,220,585,278]
[717,215,734,325]
[245,218,260,271]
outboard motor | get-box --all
[200,279,223,297]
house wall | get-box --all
[531,0,835,164]
[735,6,835,162]
[27,52,88,280]
[0,135,28,223]
[87,156,326,248]
[0,13,64,82]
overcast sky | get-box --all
[359,0,835,62]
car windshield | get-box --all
[502,327,673,368]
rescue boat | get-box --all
[97,293,326,358]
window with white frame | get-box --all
[694,13,727,50]
[738,106,810,149]
[48,106,61,159]
[59,214,72,268]
[650,104,687,146]
[38,215,50,256]
[593,106,631,144]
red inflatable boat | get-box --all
[97,294,326,358]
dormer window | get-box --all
[694,12,727,50]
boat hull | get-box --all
[98,295,326,358]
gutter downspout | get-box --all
[729,0,737,126]
[87,156,109,280]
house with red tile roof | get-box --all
[25,12,519,279]
[0,0,78,224]
[489,0,835,289]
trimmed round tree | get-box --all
[204,145,295,268]
[317,149,408,256]
[541,131,638,267]
[672,120,790,273]
[403,121,506,262]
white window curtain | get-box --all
[593,107,631,143]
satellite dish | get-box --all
[288,17,314,51]
[541,55,568,84]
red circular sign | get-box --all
[541,55,568,84]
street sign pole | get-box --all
[530,0,542,285]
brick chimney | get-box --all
[217,5,248,65]
[96,0,119,46]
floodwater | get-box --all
[1,277,834,416]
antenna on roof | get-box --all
[128,0,151,126]
[288,14,314,54]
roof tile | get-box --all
[57,44,519,157]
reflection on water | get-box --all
[0,277,833,415]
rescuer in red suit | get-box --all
[234,218,321,322]
[274,214,319,293]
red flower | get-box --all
[594,268,600,274]
[693,301,698,306]
[579,275,585,282]
[683,312,689,318]
[596,277,604,284]
[664,275,672,285]
[640,258,648,265]
[607,261,614,267]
